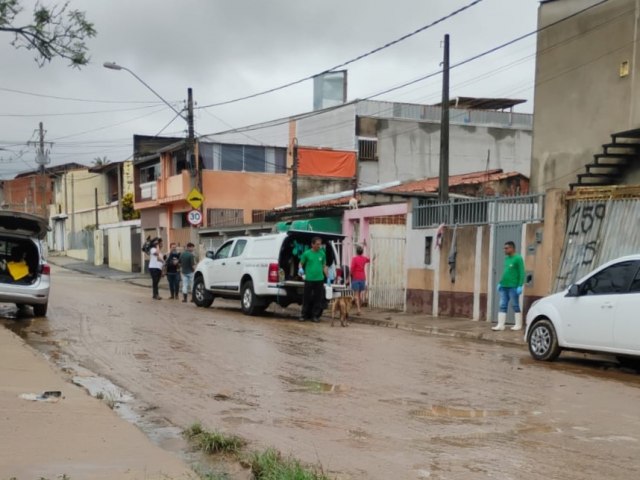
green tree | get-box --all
[121,192,139,220]
[92,156,109,166]
[0,0,96,67]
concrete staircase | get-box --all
[570,128,640,190]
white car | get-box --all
[193,230,346,315]
[525,255,640,364]
[0,211,51,316]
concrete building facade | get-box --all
[531,0,640,191]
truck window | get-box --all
[215,241,233,260]
[232,239,247,257]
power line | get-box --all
[0,103,179,118]
[0,86,173,104]
[197,0,487,109]
[200,0,608,140]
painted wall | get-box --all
[123,160,135,195]
[201,170,291,223]
[342,203,408,263]
[107,226,133,272]
[362,118,532,187]
[295,103,357,150]
[531,0,640,191]
[404,190,567,320]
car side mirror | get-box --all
[567,284,581,297]
[206,251,215,259]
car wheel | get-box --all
[528,318,561,361]
[616,356,640,370]
[241,281,265,316]
[193,276,214,308]
[32,303,48,317]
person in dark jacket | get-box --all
[165,243,181,299]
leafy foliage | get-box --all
[121,192,139,220]
[0,0,96,67]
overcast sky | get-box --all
[0,0,540,178]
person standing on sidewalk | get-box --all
[165,243,181,299]
[179,242,197,303]
[493,240,525,331]
[350,244,370,315]
[148,239,164,300]
[298,237,328,322]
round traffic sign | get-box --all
[187,209,203,226]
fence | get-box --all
[207,208,244,227]
[412,193,545,228]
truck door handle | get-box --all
[221,262,226,266]
[601,302,613,309]
[236,261,241,265]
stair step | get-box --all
[578,173,621,180]
[603,142,640,150]
[570,180,617,190]
[586,163,625,172]
[594,153,638,159]
[612,128,640,141]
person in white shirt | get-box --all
[148,239,165,300]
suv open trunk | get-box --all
[0,236,41,285]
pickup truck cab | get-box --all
[193,230,346,315]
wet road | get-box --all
[4,266,640,479]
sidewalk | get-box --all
[48,256,525,348]
[0,327,196,479]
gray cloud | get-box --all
[0,0,539,176]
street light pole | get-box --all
[103,62,186,120]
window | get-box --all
[218,144,287,173]
[424,236,433,265]
[630,265,640,293]
[140,163,160,183]
[215,241,233,260]
[232,240,247,258]
[358,138,377,161]
[583,261,639,295]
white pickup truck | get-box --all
[192,230,347,315]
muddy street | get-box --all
[4,265,640,479]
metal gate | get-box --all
[103,230,109,266]
[131,226,142,272]
[368,235,407,310]
[490,223,522,324]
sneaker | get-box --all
[153,296,162,300]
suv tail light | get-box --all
[41,264,51,275]
[268,263,279,283]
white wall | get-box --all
[362,118,532,187]
[107,226,133,272]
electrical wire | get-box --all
[0,86,173,104]
[196,0,487,109]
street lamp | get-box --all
[103,61,200,221]
[103,61,196,166]
[103,61,186,120]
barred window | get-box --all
[358,138,378,161]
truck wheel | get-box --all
[193,276,214,308]
[241,281,265,316]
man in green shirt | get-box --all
[298,236,328,322]
[493,240,526,331]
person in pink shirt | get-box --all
[350,244,370,315]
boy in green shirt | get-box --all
[493,240,526,331]
[298,237,328,322]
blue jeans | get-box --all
[166,272,180,297]
[181,272,194,295]
[499,286,521,313]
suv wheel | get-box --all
[528,318,561,361]
[241,281,265,316]
[193,276,214,308]
[33,303,48,317]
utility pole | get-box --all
[291,138,299,212]
[439,34,450,204]
[28,122,52,218]
[94,188,99,229]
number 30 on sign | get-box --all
[187,209,203,226]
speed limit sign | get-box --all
[187,209,203,226]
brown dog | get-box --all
[331,296,353,327]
